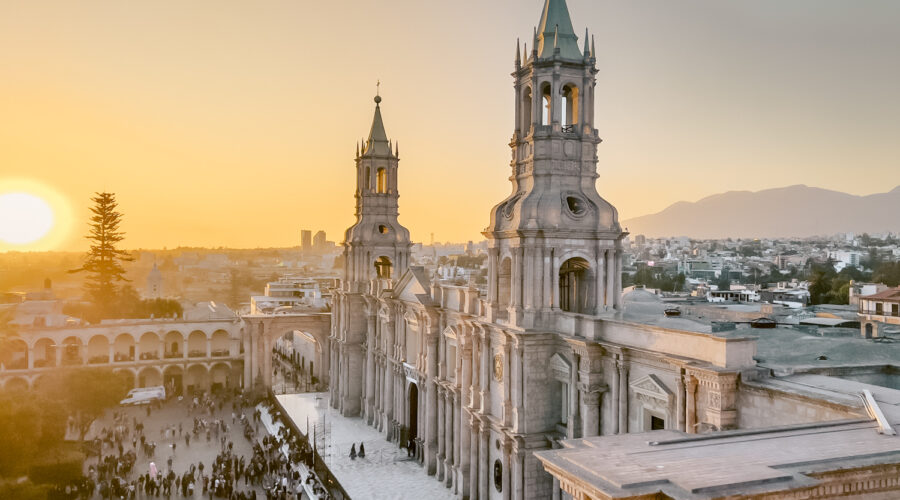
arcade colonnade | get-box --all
[1,319,243,395]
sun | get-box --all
[0,192,56,245]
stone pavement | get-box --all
[277,393,456,500]
[82,397,270,499]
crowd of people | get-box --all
[48,389,333,500]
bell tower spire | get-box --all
[484,0,626,329]
[342,91,411,291]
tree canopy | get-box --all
[39,368,128,441]
[69,192,133,317]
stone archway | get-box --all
[408,382,419,443]
[241,313,331,390]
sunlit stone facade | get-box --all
[329,1,758,499]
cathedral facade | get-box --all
[329,1,755,499]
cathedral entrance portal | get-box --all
[408,382,419,450]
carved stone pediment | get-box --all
[549,353,571,381]
[443,326,457,340]
[630,374,673,403]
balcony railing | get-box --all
[164,352,183,359]
[139,352,160,361]
[113,353,134,362]
[561,124,576,133]
[188,350,206,358]
[211,349,230,357]
[34,359,54,368]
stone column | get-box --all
[445,392,454,487]
[514,447,526,500]
[263,334,273,388]
[27,346,34,370]
[480,334,491,413]
[552,478,561,500]
[365,325,376,424]
[109,343,114,364]
[514,344,525,432]
[596,250,606,313]
[501,440,511,500]
[617,362,628,434]
[510,248,520,309]
[610,359,619,435]
[425,336,439,474]
[551,66,561,127]
[523,247,533,310]
[551,253,560,309]
[567,352,578,439]
[614,249,624,310]
[582,391,602,437]
[479,426,490,500]
[242,332,252,389]
[437,389,446,481]
[488,249,499,304]
[468,418,479,499]
[206,335,211,358]
[676,369,686,432]
[686,376,697,434]
[56,342,62,367]
[502,341,512,426]
[606,250,616,310]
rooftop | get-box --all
[862,287,900,302]
[535,419,900,500]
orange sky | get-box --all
[2,0,898,252]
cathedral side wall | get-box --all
[523,342,563,434]
[736,383,863,429]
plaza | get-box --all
[277,392,455,500]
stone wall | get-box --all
[736,383,862,429]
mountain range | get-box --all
[621,185,900,239]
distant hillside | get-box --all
[622,185,900,239]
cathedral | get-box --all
[330,1,756,498]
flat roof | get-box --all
[535,420,900,499]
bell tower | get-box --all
[484,0,626,329]
[343,93,411,292]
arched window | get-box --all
[521,86,533,132]
[559,257,592,314]
[562,85,579,127]
[541,84,552,125]
[375,256,393,279]
[365,167,371,190]
[376,168,387,193]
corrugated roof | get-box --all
[862,287,900,301]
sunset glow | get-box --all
[0,180,72,251]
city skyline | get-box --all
[2,0,899,252]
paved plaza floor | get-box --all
[277,393,456,500]
[82,397,271,499]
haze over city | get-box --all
[5,1,900,500]
[2,0,900,251]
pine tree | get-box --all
[70,192,133,314]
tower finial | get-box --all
[584,28,590,57]
[591,34,596,58]
[375,80,382,104]
[515,38,521,66]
